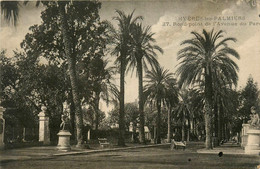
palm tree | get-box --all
[144,66,175,144]
[175,88,196,142]
[107,10,143,146]
[176,29,240,149]
[126,23,163,144]
[91,60,117,130]
[1,1,22,27]
[212,65,241,144]
[214,84,239,143]
[164,80,178,143]
[188,87,204,139]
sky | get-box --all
[1,0,260,112]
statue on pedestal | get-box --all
[248,106,260,129]
[244,106,260,155]
[57,113,71,151]
[60,114,70,131]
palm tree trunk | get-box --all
[204,99,212,149]
[0,64,2,103]
[156,99,161,144]
[137,59,145,144]
[223,122,226,140]
[58,2,83,147]
[214,103,218,138]
[187,118,190,142]
[217,102,222,143]
[204,71,213,149]
[118,55,126,146]
[192,118,196,135]
[94,91,100,130]
[132,121,138,143]
[153,125,156,141]
[182,112,185,141]
[194,118,197,136]
[167,107,171,143]
[227,122,230,140]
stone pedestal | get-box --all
[241,124,250,148]
[38,106,50,145]
[57,130,71,151]
[244,129,260,155]
[0,106,6,150]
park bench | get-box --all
[170,139,186,150]
[98,138,110,148]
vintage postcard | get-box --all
[0,0,260,168]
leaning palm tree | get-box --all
[126,23,163,144]
[144,66,175,144]
[176,29,240,149]
[107,10,143,146]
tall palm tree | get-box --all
[173,85,204,141]
[188,87,204,138]
[144,66,175,144]
[175,88,195,142]
[165,80,178,143]
[212,64,240,144]
[107,10,143,146]
[214,85,239,142]
[126,23,163,144]
[176,29,240,149]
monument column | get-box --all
[38,106,50,145]
[0,106,6,150]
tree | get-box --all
[187,87,204,140]
[107,102,139,132]
[86,58,117,130]
[239,76,260,121]
[126,23,163,144]
[230,76,260,137]
[107,10,143,146]
[164,79,178,142]
[17,1,106,146]
[2,0,84,147]
[174,89,193,141]
[1,50,69,141]
[176,29,240,149]
[144,66,175,144]
[212,74,240,143]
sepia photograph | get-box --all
[0,0,260,168]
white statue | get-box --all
[248,106,260,129]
